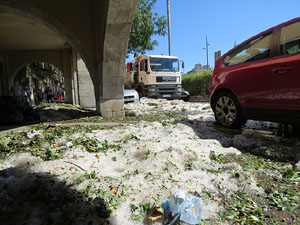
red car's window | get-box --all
[224,33,272,66]
[280,21,300,55]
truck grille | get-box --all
[156,76,177,82]
[157,86,177,95]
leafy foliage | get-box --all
[0,137,11,152]
[128,0,167,56]
[182,71,212,96]
[130,202,152,221]
[221,153,300,224]
[74,138,109,153]
[73,171,98,184]
[0,125,78,160]
[96,180,127,211]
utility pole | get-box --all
[167,0,171,56]
[203,35,210,71]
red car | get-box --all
[210,17,300,128]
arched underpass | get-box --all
[0,0,138,117]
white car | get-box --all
[124,89,139,103]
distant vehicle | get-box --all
[124,86,139,104]
[181,88,190,102]
[125,55,184,99]
[210,17,300,128]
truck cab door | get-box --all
[139,60,147,83]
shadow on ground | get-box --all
[37,108,98,122]
[175,118,300,163]
[0,167,110,225]
[0,103,98,132]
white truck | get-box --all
[125,55,184,99]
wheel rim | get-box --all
[215,96,237,126]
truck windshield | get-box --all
[150,57,179,72]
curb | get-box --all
[0,121,138,138]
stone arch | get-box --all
[8,50,64,86]
[10,61,63,87]
[0,0,94,76]
[0,0,138,117]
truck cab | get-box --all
[126,55,184,99]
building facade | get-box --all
[187,63,212,74]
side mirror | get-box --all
[127,62,133,72]
[182,62,185,68]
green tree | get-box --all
[128,0,167,57]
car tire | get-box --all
[212,91,246,128]
[182,96,190,102]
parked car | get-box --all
[181,88,190,101]
[210,17,300,128]
[124,86,139,104]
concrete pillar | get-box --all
[0,54,9,96]
[3,56,10,96]
[62,49,73,104]
[98,61,125,117]
[77,56,95,108]
[0,61,3,96]
[0,65,2,96]
[71,50,79,105]
[0,55,3,96]
[95,0,137,117]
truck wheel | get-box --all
[212,91,246,128]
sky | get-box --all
[136,0,300,73]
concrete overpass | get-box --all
[0,0,138,117]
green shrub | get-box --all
[182,71,212,96]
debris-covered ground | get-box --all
[0,99,299,225]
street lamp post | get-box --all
[203,35,210,71]
[167,0,171,56]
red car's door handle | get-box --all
[272,66,291,74]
